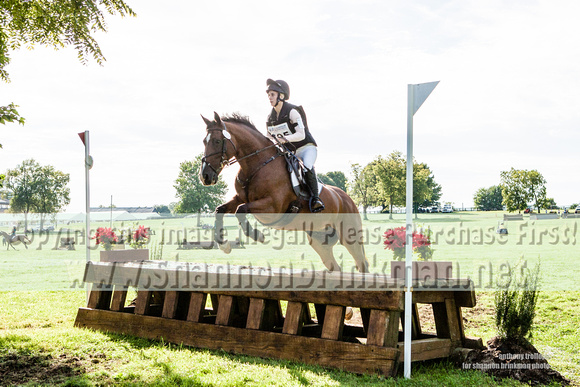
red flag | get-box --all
[78,132,86,146]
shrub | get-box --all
[494,259,541,343]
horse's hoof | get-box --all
[345,307,353,320]
[256,230,265,244]
[219,241,232,254]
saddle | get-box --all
[281,148,323,213]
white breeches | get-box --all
[295,144,317,170]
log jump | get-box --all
[75,261,482,376]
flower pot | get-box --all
[100,249,149,263]
[390,261,453,280]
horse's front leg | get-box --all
[235,198,274,244]
[215,196,244,254]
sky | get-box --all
[1,0,580,212]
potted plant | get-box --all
[94,226,149,263]
[92,227,118,251]
[384,225,452,280]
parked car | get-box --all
[575,207,580,214]
[442,205,453,213]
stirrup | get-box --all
[309,197,325,213]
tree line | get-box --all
[473,168,555,213]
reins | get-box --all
[202,122,283,190]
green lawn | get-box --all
[1,211,578,385]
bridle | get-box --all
[201,121,279,176]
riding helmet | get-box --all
[266,79,290,100]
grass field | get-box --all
[1,211,579,385]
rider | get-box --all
[265,78,325,213]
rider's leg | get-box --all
[296,145,324,213]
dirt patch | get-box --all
[462,336,570,386]
[0,349,104,385]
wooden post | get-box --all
[283,301,306,335]
[187,292,208,323]
[110,286,128,312]
[134,291,153,315]
[162,291,180,319]
[321,305,346,340]
[367,310,399,348]
[87,284,112,310]
[216,295,235,326]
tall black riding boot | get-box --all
[304,168,325,213]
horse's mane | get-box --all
[221,113,262,134]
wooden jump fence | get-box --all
[75,261,482,376]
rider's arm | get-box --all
[282,109,306,143]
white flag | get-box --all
[412,81,439,115]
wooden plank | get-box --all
[432,302,450,339]
[87,284,112,310]
[210,290,404,311]
[412,304,422,339]
[110,286,128,312]
[385,311,400,348]
[215,295,235,326]
[246,298,266,330]
[74,308,400,376]
[162,291,179,319]
[321,305,345,340]
[366,310,399,348]
[246,298,282,331]
[283,301,306,335]
[134,291,153,315]
[397,338,453,362]
[366,310,387,346]
[445,298,462,345]
[263,299,283,331]
[186,292,207,323]
[455,289,476,308]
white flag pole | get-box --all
[404,84,415,379]
[79,131,92,303]
[404,81,439,379]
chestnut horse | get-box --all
[200,112,368,273]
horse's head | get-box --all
[200,112,236,185]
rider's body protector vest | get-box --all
[267,102,317,150]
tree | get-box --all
[348,163,380,220]
[4,159,70,230]
[500,168,529,213]
[34,165,70,229]
[526,170,547,212]
[372,151,406,219]
[1,0,135,140]
[318,171,347,192]
[416,165,442,209]
[154,204,171,214]
[500,168,548,213]
[473,185,504,211]
[174,154,227,225]
[326,171,347,192]
[5,159,38,230]
[412,162,438,219]
[372,151,440,219]
[544,197,557,210]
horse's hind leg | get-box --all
[306,228,341,272]
[336,217,369,273]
